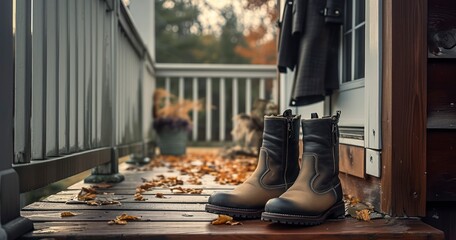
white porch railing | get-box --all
[155,63,278,142]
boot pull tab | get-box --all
[282,109,292,117]
[311,113,319,119]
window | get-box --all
[343,0,365,83]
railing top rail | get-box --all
[155,63,277,78]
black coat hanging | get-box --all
[278,0,344,106]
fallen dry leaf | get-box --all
[133,152,256,187]
[170,186,203,195]
[60,211,77,217]
[155,193,167,198]
[355,209,371,221]
[77,187,98,201]
[211,214,233,225]
[134,193,147,201]
[344,194,361,206]
[211,214,242,225]
[108,213,140,225]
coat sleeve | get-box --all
[277,0,297,73]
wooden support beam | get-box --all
[381,0,427,216]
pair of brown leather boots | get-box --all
[205,109,344,225]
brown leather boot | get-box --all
[205,109,301,218]
[261,111,344,225]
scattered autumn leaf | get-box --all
[60,211,77,217]
[355,209,371,221]
[108,220,127,225]
[344,194,361,206]
[77,187,98,201]
[155,193,167,198]
[170,186,203,195]
[108,213,141,225]
[211,214,233,225]
[211,214,242,225]
[134,193,147,201]
[130,153,256,187]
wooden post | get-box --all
[0,0,34,237]
[381,0,427,216]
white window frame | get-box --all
[279,0,382,153]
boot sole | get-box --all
[205,204,264,219]
[261,201,345,225]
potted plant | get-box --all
[153,88,201,155]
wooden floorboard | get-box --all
[23,219,443,240]
[42,194,210,203]
[23,202,205,212]
[20,149,444,239]
[21,210,217,222]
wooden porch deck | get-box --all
[20,149,444,240]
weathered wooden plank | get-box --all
[339,144,365,179]
[21,210,217,222]
[68,179,235,190]
[23,202,205,212]
[42,194,209,204]
[22,219,444,240]
[58,189,229,196]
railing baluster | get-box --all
[232,78,238,126]
[219,78,226,141]
[206,78,212,141]
[259,78,265,100]
[178,76,184,101]
[154,64,278,143]
[246,78,252,114]
[192,77,198,141]
[165,77,171,106]
[273,78,279,104]
[77,0,85,150]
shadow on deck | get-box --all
[20,148,443,240]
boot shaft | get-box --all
[301,111,341,193]
[261,109,301,186]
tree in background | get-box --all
[155,0,205,63]
[218,6,249,64]
[235,0,278,64]
[155,0,277,64]
[155,0,249,64]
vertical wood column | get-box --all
[382,0,427,216]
